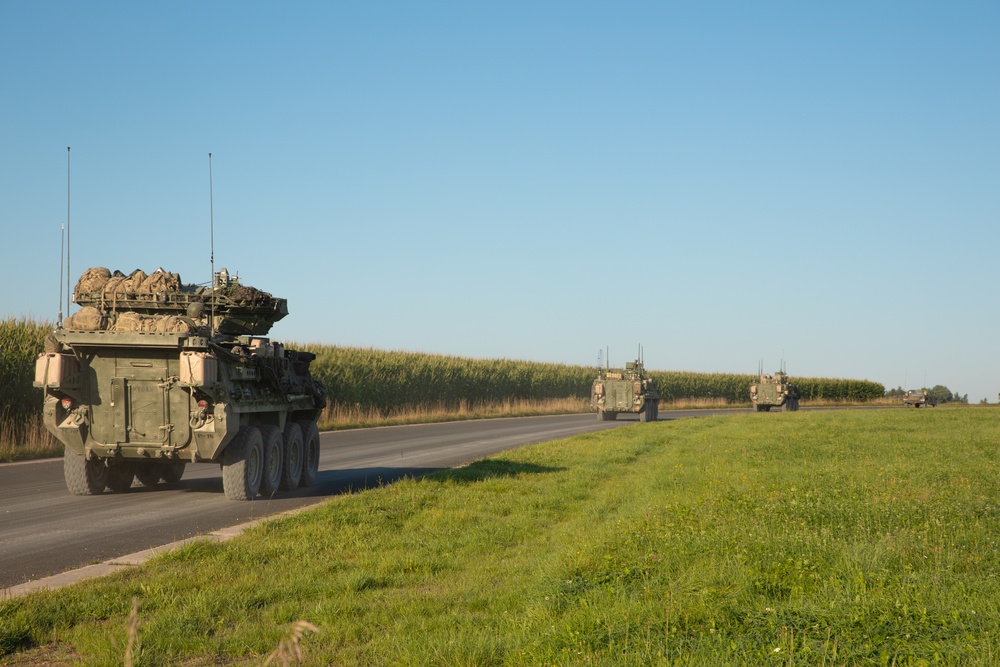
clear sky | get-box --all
[2,2,997,400]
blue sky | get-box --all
[2,2,998,400]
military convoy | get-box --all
[35,267,326,500]
[750,364,800,412]
[591,356,660,422]
[903,389,935,408]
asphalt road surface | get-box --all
[0,409,738,589]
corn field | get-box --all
[299,344,886,412]
[650,370,885,404]
[0,319,884,423]
[0,317,52,419]
[301,345,594,412]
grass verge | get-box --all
[4,408,1000,665]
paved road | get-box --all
[0,409,741,589]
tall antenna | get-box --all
[66,146,71,319]
[58,223,65,326]
[208,152,215,337]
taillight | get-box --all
[61,397,73,410]
[198,400,207,408]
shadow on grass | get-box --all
[431,458,564,484]
[142,459,562,501]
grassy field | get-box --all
[4,407,1000,665]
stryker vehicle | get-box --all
[591,358,660,422]
[903,389,935,408]
[35,267,326,500]
[750,364,800,412]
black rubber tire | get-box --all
[161,462,186,485]
[135,463,162,487]
[279,422,304,491]
[105,463,136,493]
[64,448,109,495]
[259,425,284,497]
[653,402,659,421]
[297,420,320,488]
[222,426,264,501]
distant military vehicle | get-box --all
[750,363,800,412]
[903,389,935,408]
[35,267,326,500]
[591,356,660,422]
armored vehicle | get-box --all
[750,364,800,412]
[591,358,660,422]
[903,389,935,408]
[35,267,326,500]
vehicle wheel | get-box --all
[259,425,284,497]
[223,426,264,501]
[135,463,162,487]
[652,402,659,421]
[64,448,110,495]
[161,462,186,485]
[297,420,320,488]
[280,422,304,490]
[601,410,617,421]
[105,462,136,492]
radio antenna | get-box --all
[209,152,215,337]
[58,223,65,326]
[66,146,71,320]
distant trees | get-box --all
[885,385,968,404]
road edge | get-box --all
[2,499,329,600]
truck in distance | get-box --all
[903,389,935,408]
[591,353,660,422]
[750,362,800,412]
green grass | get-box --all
[4,409,1000,665]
